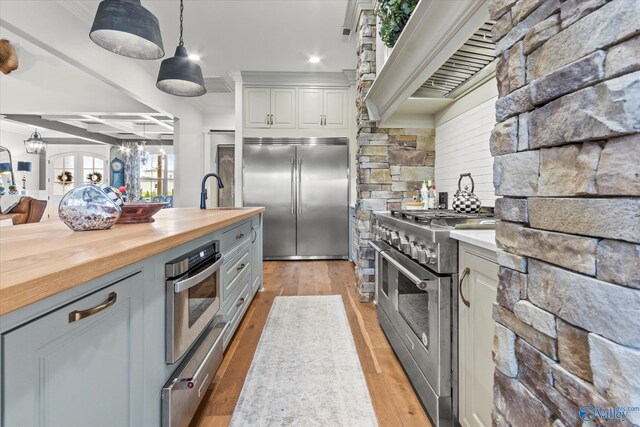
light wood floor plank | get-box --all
[190,260,431,427]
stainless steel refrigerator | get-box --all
[243,138,349,259]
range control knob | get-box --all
[410,242,420,259]
[425,248,437,265]
[417,247,429,264]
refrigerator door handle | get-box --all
[290,157,296,215]
[297,158,302,215]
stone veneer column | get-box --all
[354,10,435,301]
[489,0,640,426]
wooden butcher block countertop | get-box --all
[0,207,264,316]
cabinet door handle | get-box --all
[237,263,246,272]
[290,158,296,214]
[320,115,323,125]
[265,114,269,125]
[459,267,471,307]
[236,233,244,239]
[297,158,302,214]
[323,115,327,126]
[251,226,257,243]
[236,297,246,308]
[270,114,274,125]
[69,292,117,323]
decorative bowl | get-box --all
[116,202,166,224]
[59,184,122,231]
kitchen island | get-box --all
[0,207,264,427]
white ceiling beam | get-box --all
[83,115,151,139]
[141,115,174,131]
[85,124,168,134]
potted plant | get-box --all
[376,0,419,48]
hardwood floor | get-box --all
[190,261,431,427]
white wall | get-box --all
[434,96,497,208]
[1,2,208,209]
[0,129,41,194]
[204,113,235,131]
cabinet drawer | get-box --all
[223,277,251,348]
[221,221,252,254]
[222,243,251,297]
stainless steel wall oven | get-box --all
[165,240,224,364]
[163,240,227,427]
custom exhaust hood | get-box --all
[364,0,495,124]
[415,21,496,99]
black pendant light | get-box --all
[156,0,206,97]
[90,0,164,60]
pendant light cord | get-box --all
[179,0,184,47]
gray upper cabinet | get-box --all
[2,272,145,427]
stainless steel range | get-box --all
[370,209,495,427]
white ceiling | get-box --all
[1,0,356,131]
[71,0,357,113]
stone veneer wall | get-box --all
[489,0,640,426]
[354,10,435,301]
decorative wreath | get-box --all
[87,171,103,184]
[57,171,73,183]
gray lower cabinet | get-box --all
[1,214,264,427]
[2,272,144,427]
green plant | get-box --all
[376,0,419,48]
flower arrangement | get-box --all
[87,171,103,184]
[376,0,419,48]
[57,171,73,184]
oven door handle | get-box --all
[174,255,224,293]
[380,250,438,292]
[370,240,393,253]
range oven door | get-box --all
[379,248,452,397]
[166,253,224,364]
[370,240,394,314]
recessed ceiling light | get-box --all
[189,54,200,61]
[309,56,320,64]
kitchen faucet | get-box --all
[200,173,224,209]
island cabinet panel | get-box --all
[2,271,144,427]
[458,244,498,427]
[250,215,263,294]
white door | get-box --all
[244,87,271,128]
[323,89,348,129]
[270,88,296,128]
[298,88,323,128]
[49,154,76,219]
[459,248,499,427]
[49,153,108,219]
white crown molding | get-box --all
[240,71,352,87]
[343,0,374,34]
[342,69,357,85]
[365,0,490,122]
